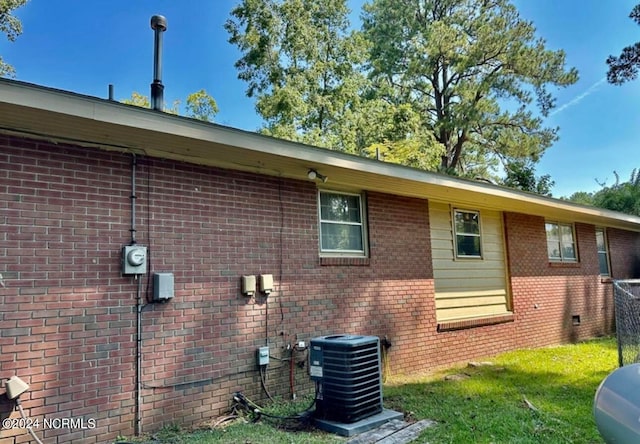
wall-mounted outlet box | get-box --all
[260,274,273,295]
[242,275,256,297]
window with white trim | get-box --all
[545,222,577,262]
[453,209,482,258]
[596,228,610,276]
[318,191,367,256]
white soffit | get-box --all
[1,79,639,232]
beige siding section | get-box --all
[430,201,510,321]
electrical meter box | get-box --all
[122,245,147,275]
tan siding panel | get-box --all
[437,303,510,321]
[429,202,510,321]
[435,280,506,293]
[431,238,455,252]
[436,293,507,309]
[436,289,507,298]
[434,269,505,281]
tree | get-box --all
[566,191,594,206]
[0,0,28,77]
[361,0,578,176]
[225,0,371,153]
[185,89,219,122]
[592,170,640,216]
[606,4,640,85]
[121,90,218,121]
[501,158,554,196]
[121,92,150,108]
[567,170,640,216]
[361,103,444,169]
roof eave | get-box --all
[1,78,639,232]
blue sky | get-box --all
[2,0,639,197]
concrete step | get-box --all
[346,418,436,444]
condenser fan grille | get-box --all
[311,335,383,423]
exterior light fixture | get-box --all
[307,169,328,183]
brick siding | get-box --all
[505,212,637,346]
[1,136,639,443]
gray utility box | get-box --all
[153,272,174,302]
[310,335,383,423]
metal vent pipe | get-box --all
[150,15,167,111]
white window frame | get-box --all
[318,190,368,257]
[596,227,610,276]
[453,209,482,259]
[545,221,578,263]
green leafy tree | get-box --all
[361,0,578,176]
[566,191,594,206]
[225,0,371,153]
[122,92,180,114]
[122,91,217,121]
[364,139,443,170]
[592,170,640,216]
[185,89,219,122]
[121,92,150,108]
[567,170,640,216]
[361,103,444,169]
[607,4,640,84]
[501,159,554,196]
[0,0,28,77]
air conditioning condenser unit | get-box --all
[310,334,383,423]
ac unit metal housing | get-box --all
[310,334,383,423]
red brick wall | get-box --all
[504,212,638,347]
[0,137,437,443]
[1,136,639,443]
[608,227,640,278]
[401,211,640,377]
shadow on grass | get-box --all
[121,339,618,444]
[383,338,618,444]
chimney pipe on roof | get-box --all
[150,15,167,111]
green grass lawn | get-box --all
[383,336,618,443]
[119,337,618,443]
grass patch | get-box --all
[384,336,617,443]
[117,395,343,444]
[116,337,617,443]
